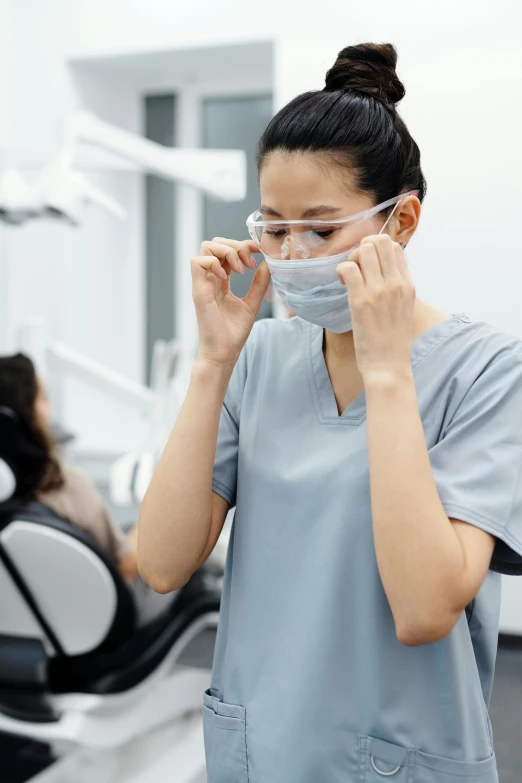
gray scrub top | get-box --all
[205,312,522,783]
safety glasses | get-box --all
[246,191,418,260]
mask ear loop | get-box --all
[378,199,408,249]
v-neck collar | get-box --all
[305,313,470,427]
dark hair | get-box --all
[0,353,64,496]
[257,43,426,211]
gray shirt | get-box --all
[205,313,522,783]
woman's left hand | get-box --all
[336,235,416,382]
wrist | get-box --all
[192,356,236,387]
[361,364,415,391]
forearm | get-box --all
[138,358,233,591]
[365,370,467,643]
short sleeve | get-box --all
[211,332,252,507]
[429,345,522,575]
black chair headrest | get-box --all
[0,406,47,502]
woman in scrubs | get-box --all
[138,43,522,783]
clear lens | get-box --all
[250,216,383,260]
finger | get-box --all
[242,261,272,315]
[212,237,258,254]
[336,260,364,305]
[213,240,258,270]
[191,256,229,284]
[201,240,244,275]
[211,237,259,269]
[200,240,246,275]
[352,241,382,286]
[361,234,402,282]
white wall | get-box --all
[0,0,17,350]
[0,0,16,149]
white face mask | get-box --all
[265,250,355,333]
[264,202,402,333]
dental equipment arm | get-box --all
[64,112,246,202]
[0,111,247,225]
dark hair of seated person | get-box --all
[0,353,64,496]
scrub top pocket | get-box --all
[358,736,413,782]
[413,747,498,783]
[358,736,498,783]
[203,689,248,783]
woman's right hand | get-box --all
[191,238,271,366]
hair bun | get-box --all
[324,43,405,109]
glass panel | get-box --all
[203,95,273,319]
[144,94,176,381]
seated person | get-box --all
[0,353,176,628]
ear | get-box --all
[395,195,421,247]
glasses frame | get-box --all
[246,191,419,240]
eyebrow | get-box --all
[260,205,342,219]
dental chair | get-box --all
[0,407,220,781]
